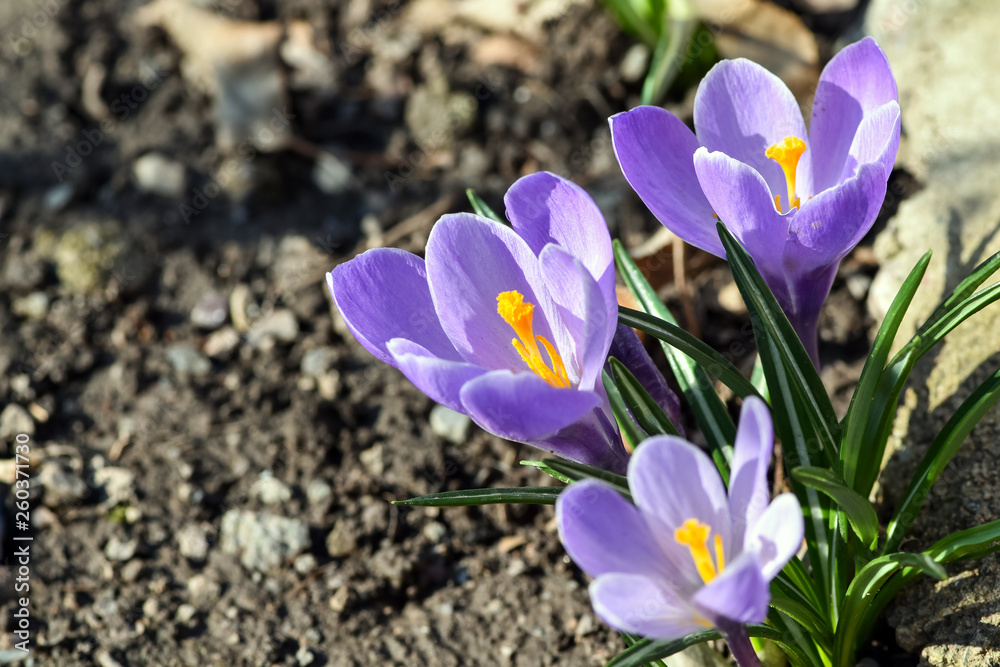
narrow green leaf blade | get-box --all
[392,486,561,507]
[792,467,880,549]
[925,517,1000,564]
[606,625,808,667]
[917,249,1000,336]
[520,460,574,485]
[841,252,930,490]
[465,188,503,223]
[609,356,680,436]
[603,368,648,451]
[618,307,763,401]
[541,457,631,500]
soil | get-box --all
[0,0,914,665]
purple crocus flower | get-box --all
[557,398,802,663]
[611,37,900,365]
[328,172,630,473]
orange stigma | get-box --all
[765,136,807,212]
[497,291,570,389]
[674,518,726,584]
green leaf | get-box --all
[768,590,834,650]
[917,249,1000,336]
[609,357,680,437]
[924,517,1000,564]
[833,553,946,666]
[541,457,632,501]
[883,367,1000,554]
[520,460,574,485]
[607,625,809,667]
[613,239,735,478]
[841,252,930,491]
[717,222,841,468]
[618,307,763,401]
[465,188,503,223]
[392,486,561,507]
[915,281,1000,355]
[639,0,696,106]
[792,467,879,549]
[603,368,648,451]
[601,0,661,46]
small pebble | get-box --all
[294,553,317,574]
[326,521,357,557]
[178,524,209,562]
[0,404,34,440]
[175,604,197,623]
[166,344,211,376]
[133,153,187,198]
[104,536,138,562]
[246,309,299,347]
[306,479,332,505]
[191,291,229,329]
[43,183,74,211]
[12,292,49,320]
[301,347,336,377]
[204,327,241,357]
[429,405,471,444]
[253,472,292,505]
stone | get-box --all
[11,292,49,320]
[104,536,138,561]
[301,347,336,378]
[190,291,229,329]
[46,221,128,294]
[133,152,187,198]
[220,510,310,571]
[245,309,299,347]
[404,74,475,152]
[43,183,75,211]
[306,479,332,505]
[166,343,212,376]
[93,466,136,507]
[204,327,241,357]
[313,151,352,195]
[253,472,292,505]
[863,2,1000,664]
[187,573,221,606]
[325,520,357,557]
[38,461,87,507]
[619,43,650,84]
[0,404,34,439]
[177,524,210,562]
[428,405,471,444]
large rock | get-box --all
[865,1,1000,664]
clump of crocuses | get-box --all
[612,37,900,365]
[329,172,630,473]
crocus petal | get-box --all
[328,249,461,366]
[386,339,488,414]
[590,573,706,639]
[691,552,770,625]
[425,213,558,370]
[459,369,602,443]
[745,493,804,581]
[809,37,898,194]
[694,59,811,202]
[538,244,616,391]
[538,407,629,474]
[558,480,679,580]
[607,323,684,436]
[505,172,617,318]
[840,101,901,185]
[629,437,731,587]
[727,397,774,551]
[610,107,722,256]
[692,148,791,306]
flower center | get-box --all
[765,136,807,213]
[674,518,725,584]
[496,291,570,389]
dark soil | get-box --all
[0,0,910,665]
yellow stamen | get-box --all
[497,291,570,389]
[765,136,807,212]
[674,518,725,584]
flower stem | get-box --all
[721,623,761,667]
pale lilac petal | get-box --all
[557,480,677,580]
[727,397,774,552]
[610,107,722,256]
[425,213,557,370]
[328,249,460,366]
[538,407,628,474]
[840,101,901,185]
[809,37,898,193]
[692,148,791,306]
[590,574,706,639]
[629,437,731,587]
[386,339,488,413]
[459,370,602,443]
[745,493,804,581]
[691,552,770,624]
[505,172,616,317]
[608,324,684,436]
[694,60,810,203]
[538,244,616,391]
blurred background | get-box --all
[2,0,999,665]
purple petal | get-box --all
[692,148,791,306]
[610,107,722,256]
[538,244,616,391]
[386,339,488,413]
[840,101,901,185]
[557,479,676,579]
[809,37,898,194]
[608,324,684,436]
[727,397,774,552]
[538,406,628,474]
[745,493,804,581]
[328,249,461,366]
[459,369,602,443]
[694,59,811,202]
[691,552,770,625]
[629,437,731,588]
[505,172,617,318]
[425,213,557,370]
[590,574,706,639]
